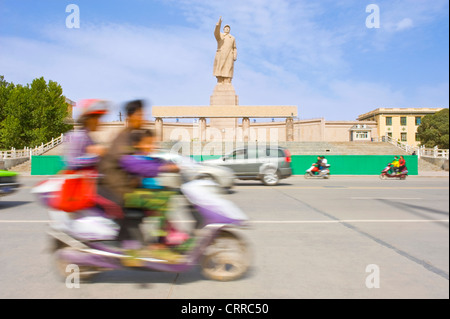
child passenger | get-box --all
[120,129,188,249]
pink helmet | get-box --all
[77,99,109,123]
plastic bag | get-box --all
[49,170,97,212]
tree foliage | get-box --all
[0,76,73,149]
[416,108,449,149]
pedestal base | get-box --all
[210,83,239,106]
[210,83,239,138]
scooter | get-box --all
[380,164,408,180]
[305,164,330,179]
[32,173,251,282]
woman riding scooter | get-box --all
[64,99,109,170]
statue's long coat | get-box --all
[213,24,237,79]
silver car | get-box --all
[151,152,235,191]
[202,146,293,186]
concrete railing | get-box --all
[417,145,449,159]
[0,133,64,160]
[381,135,449,159]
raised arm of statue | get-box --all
[214,17,222,42]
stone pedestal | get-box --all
[210,83,239,106]
[210,83,239,139]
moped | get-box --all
[380,164,408,180]
[32,173,251,282]
[305,164,331,179]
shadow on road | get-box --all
[0,200,32,210]
[72,264,256,286]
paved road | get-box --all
[0,175,448,300]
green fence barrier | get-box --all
[31,154,418,175]
[289,155,418,175]
[31,156,65,175]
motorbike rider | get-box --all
[320,156,328,169]
[64,99,109,170]
[97,100,178,248]
[311,156,322,175]
[121,129,187,250]
[398,155,406,173]
[389,156,399,174]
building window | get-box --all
[415,116,422,126]
[387,132,392,138]
[355,132,368,139]
[386,117,392,126]
[401,133,407,142]
[400,117,407,126]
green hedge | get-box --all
[31,155,418,175]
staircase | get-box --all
[9,160,31,175]
[9,139,445,173]
[158,141,409,156]
[326,142,409,155]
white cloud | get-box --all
[395,18,414,31]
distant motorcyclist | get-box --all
[320,156,328,169]
[311,156,322,175]
[398,156,406,173]
[389,156,400,174]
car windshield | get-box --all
[226,147,284,159]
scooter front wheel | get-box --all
[201,230,250,281]
[379,174,387,180]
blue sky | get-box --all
[0,0,448,122]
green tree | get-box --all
[416,108,449,149]
[0,76,73,149]
[0,76,15,131]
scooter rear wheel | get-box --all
[201,230,250,281]
[54,247,99,283]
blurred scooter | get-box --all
[380,163,408,180]
[32,171,250,282]
[305,163,331,179]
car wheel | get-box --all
[262,169,280,186]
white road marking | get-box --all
[251,219,449,224]
[0,219,448,224]
[350,197,423,200]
